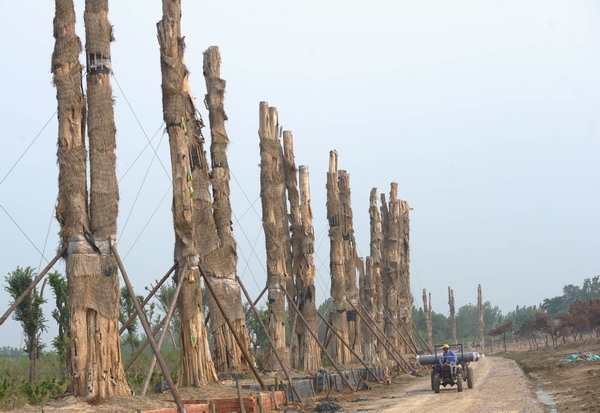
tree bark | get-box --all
[423,289,433,350]
[258,102,290,370]
[338,171,362,360]
[368,188,386,360]
[157,0,217,386]
[53,0,131,399]
[448,286,457,344]
[326,151,352,365]
[380,190,400,352]
[201,45,254,373]
[476,284,485,349]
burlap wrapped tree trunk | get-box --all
[157,0,217,386]
[368,188,386,360]
[338,171,362,360]
[53,0,130,398]
[201,46,254,374]
[258,103,290,370]
[326,151,351,365]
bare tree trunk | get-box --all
[157,0,217,386]
[380,190,400,352]
[476,284,485,349]
[201,46,254,373]
[258,102,290,370]
[448,286,457,344]
[29,334,37,382]
[54,0,131,399]
[361,257,379,362]
[396,190,414,354]
[422,289,433,350]
[338,171,362,360]
[368,189,386,360]
[326,151,352,365]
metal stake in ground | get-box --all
[140,262,188,395]
[279,285,356,392]
[0,247,65,326]
[315,307,383,383]
[111,246,186,413]
[198,265,267,390]
[235,275,302,402]
[119,263,176,335]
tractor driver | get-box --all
[440,344,458,366]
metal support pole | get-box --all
[140,263,188,395]
[279,285,356,392]
[315,307,383,383]
[235,275,302,402]
[0,247,65,326]
[111,246,186,413]
[198,266,267,390]
[119,263,176,335]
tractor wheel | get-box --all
[457,373,463,392]
[433,374,441,393]
[430,369,435,390]
[467,367,474,389]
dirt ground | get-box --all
[329,355,546,413]
[11,339,600,412]
[503,337,600,413]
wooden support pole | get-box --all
[236,380,246,413]
[280,285,356,392]
[124,316,166,372]
[244,285,267,318]
[315,308,383,383]
[140,263,188,395]
[111,246,185,413]
[412,324,432,353]
[352,301,415,374]
[119,263,176,335]
[0,247,65,326]
[198,266,267,390]
[395,311,420,353]
[383,311,418,355]
[235,275,302,402]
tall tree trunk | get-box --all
[258,102,290,370]
[476,284,485,349]
[338,171,362,360]
[29,334,37,382]
[380,190,400,352]
[423,289,433,350]
[368,188,386,360]
[55,0,131,399]
[326,151,351,364]
[157,0,217,386]
[396,188,414,354]
[362,257,379,362]
[448,286,457,344]
[201,46,254,373]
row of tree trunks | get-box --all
[258,103,291,370]
[157,0,217,386]
[338,171,363,360]
[201,46,254,373]
[422,289,433,350]
[53,0,130,399]
[326,151,352,365]
[449,286,457,344]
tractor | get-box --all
[421,344,477,393]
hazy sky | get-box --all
[0,0,599,348]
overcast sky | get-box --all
[0,0,599,348]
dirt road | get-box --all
[341,356,546,413]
